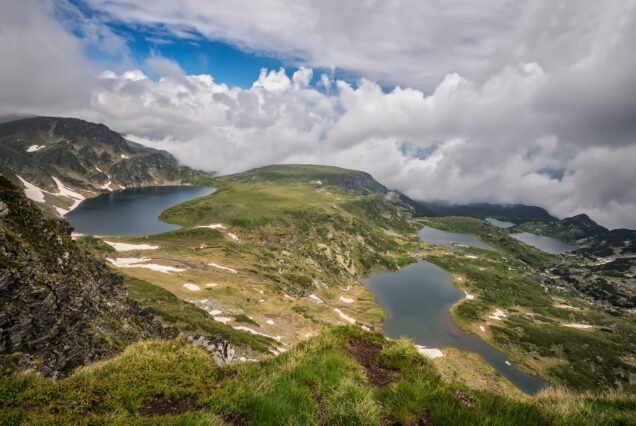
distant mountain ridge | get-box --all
[419,202,556,223]
[0,116,204,216]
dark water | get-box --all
[485,217,515,228]
[511,232,576,255]
[362,261,546,394]
[65,186,214,236]
[418,226,494,251]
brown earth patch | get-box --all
[138,395,198,417]
[343,337,400,386]
[385,410,432,426]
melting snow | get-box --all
[334,308,356,324]
[52,177,85,210]
[233,326,281,341]
[208,262,238,274]
[104,241,159,251]
[308,294,324,304]
[26,145,45,152]
[197,223,226,229]
[183,283,200,291]
[17,176,47,203]
[565,323,593,329]
[107,257,186,273]
[488,309,507,321]
[554,304,578,310]
[415,345,444,359]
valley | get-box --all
[65,164,635,393]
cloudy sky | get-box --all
[2,0,636,228]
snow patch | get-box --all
[26,145,45,152]
[415,345,444,359]
[233,326,281,341]
[106,257,186,273]
[183,283,200,291]
[488,308,507,321]
[17,176,46,203]
[565,323,594,329]
[554,304,578,310]
[104,241,159,251]
[308,294,324,304]
[52,177,85,210]
[265,319,275,325]
[479,325,486,332]
[214,316,232,324]
[208,262,238,274]
[334,308,356,324]
[197,223,226,229]
[339,296,354,304]
[55,207,69,216]
[464,292,475,300]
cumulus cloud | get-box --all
[81,59,636,228]
[81,0,635,90]
[2,0,636,229]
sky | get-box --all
[1,0,635,229]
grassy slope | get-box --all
[125,276,273,353]
[102,166,633,392]
[420,217,636,391]
[2,327,634,425]
[160,170,418,295]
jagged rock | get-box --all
[187,335,235,364]
[0,175,165,377]
[0,201,7,219]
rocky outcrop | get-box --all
[187,335,235,363]
[0,116,204,198]
[0,175,165,377]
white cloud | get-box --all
[81,0,635,89]
[77,60,636,228]
[2,0,636,229]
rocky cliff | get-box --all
[0,174,165,377]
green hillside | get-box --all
[2,326,634,425]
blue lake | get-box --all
[362,261,547,395]
[511,232,576,255]
[418,226,494,251]
[65,186,214,236]
[485,217,515,228]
